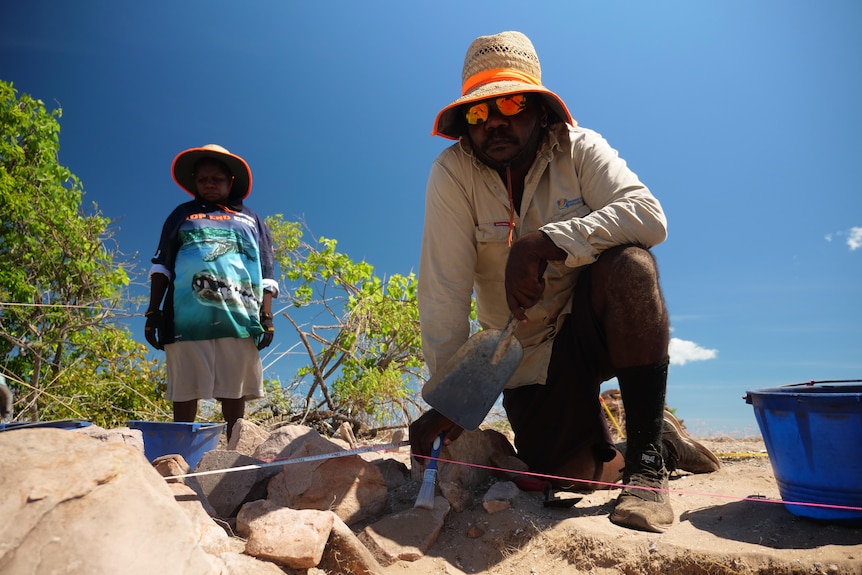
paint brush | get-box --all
[414,433,444,510]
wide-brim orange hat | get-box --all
[432,31,574,140]
[171,144,253,200]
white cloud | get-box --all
[826,227,862,250]
[669,337,717,366]
[847,227,862,251]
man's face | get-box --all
[465,93,543,168]
[194,161,233,203]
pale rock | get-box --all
[359,496,451,565]
[411,428,516,490]
[329,436,352,449]
[194,449,278,518]
[236,499,333,569]
[318,514,386,575]
[267,453,389,526]
[0,428,221,574]
[251,425,344,502]
[482,499,510,514]
[154,452,192,481]
[75,424,145,454]
[439,479,472,512]
[252,424,341,465]
[442,563,469,575]
[358,436,412,476]
[154,454,222,518]
[218,551,289,574]
[371,457,410,490]
[337,421,357,448]
[482,480,520,514]
[168,482,234,555]
[226,418,270,456]
[258,425,388,526]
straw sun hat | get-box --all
[432,31,574,140]
[171,144,253,200]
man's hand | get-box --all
[258,312,274,350]
[505,231,566,320]
[409,409,464,457]
[144,310,164,350]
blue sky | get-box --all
[2,1,860,436]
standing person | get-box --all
[409,31,718,533]
[144,144,278,441]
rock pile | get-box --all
[0,420,518,574]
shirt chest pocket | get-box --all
[475,219,512,243]
[474,220,511,283]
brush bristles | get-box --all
[414,433,444,510]
[414,467,438,509]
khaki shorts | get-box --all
[164,338,264,402]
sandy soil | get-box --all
[376,437,862,575]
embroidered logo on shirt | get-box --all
[557,197,583,210]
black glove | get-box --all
[409,409,463,458]
[258,312,274,350]
[144,309,164,350]
[505,231,563,320]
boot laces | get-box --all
[626,448,666,489]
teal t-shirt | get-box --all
[152,200,273,342]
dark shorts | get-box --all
[502,262,617,479]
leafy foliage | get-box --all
[262,216,425,435]
[0,80,430,433]
[0,80,169,427]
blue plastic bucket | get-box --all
[744,380,862,526]
[126,420,224,469]
[0,419,92,432]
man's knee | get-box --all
[597,244,657,279]
[591,245,662,305]
[591,245,669,363]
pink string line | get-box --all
[413,453,862,513]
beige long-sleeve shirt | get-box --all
[418,123,667,388]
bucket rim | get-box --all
[744,379,862,403]
[0,419,92,432]
[125,420,226,432]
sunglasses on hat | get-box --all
[464,94,528,125]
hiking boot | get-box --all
[609,447,674,533]
[662,411,721,474]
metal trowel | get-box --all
[421,316,523,430]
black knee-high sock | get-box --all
[616,359,669,460]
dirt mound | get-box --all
[378,437,861,575]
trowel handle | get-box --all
[502,315,521,338]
